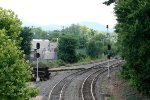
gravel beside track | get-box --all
[33,71,78,100]
[33,59,122,100]
[61,69,97,100]
[81,62,120,100]
[48,70,87,100]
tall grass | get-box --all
[31,55,107,68]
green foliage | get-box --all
[31,59,66,68]
[72,56,91,66]
[31,27,48,39]
[31,24,99,49]
[19,27,33,55]
[107,41,119,57]
[87,39,103,59]
[115,0,150,95]
[56,59,66,66]
[103,0,116,6]
[86,33,106,59]
[58,35,78,63]
[61,24,98,48]
[92,34,104,41]
[0,30,38,100]
[62,24,81,36]
[48,30,60,41]
[76,52,87,60]
[78,35,88,48]
[0,7,22,43]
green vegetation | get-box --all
[0,7,22,44]
[1,0,150,98]
[114,0,150,96]
[103,0,116,6]
[87,39,102,58]
[58,35,78,63]
[20,27,33,55]
[31,27,48,39]
[87,34,104,58]
[0,30,38,99]
[0,5,118,100]
[31,24,118,64]
[0,7,38,99]
[31,59,66,68]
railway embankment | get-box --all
[100,69,149,100]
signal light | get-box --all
[106,25,108,29]
[36,43,40,49]
[36,53,40,58]
[108,44,111,50]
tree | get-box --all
[58,35,78,63]
[61,24,93,49]
[78,35,88,48]
[115,0,150,95]
[103,0,116,6]
[62,24,81,36]
[19,27,33,55]
[87,39,103,59]
[48,30,61,41]
[0,7,22,42]
[0,30,38,100]
[31,27,48,39]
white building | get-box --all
[30,39,58,60]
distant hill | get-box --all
[78,22,114,32]
[41,24,64,31]
[23,21,114,32]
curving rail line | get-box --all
[81,61,122,100]
[81,68,107,100]
[48,70,85,100]
[48,59,121,100]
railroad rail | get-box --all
[81,61,122,100]
[48,69,87,100]
[48,59,122,100]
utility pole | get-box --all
[62,26,65,35]
[106,25,110,78]
[36,43,40,82]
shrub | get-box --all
[76,52,87,60]
[56,59,66,66]
[58,35,78,63]
[115,0,150,95]
[0,30,38,100]
[87,40,102,59]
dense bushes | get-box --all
[58,35,78,63]
[87,40,102,58]
[115,0,150,95]
[0,7,22,42]
[0,7,38,99]
[19,27,33,55]
[0,30,38,99]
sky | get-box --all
[0,0,116,28]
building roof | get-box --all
[32,39,49,42]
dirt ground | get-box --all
[100,69,149,100]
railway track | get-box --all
[81,61,122,100]
[81,68,106,100]
[47,59,122,100]
[48,70,85,100]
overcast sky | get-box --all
[0,0,116,28]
